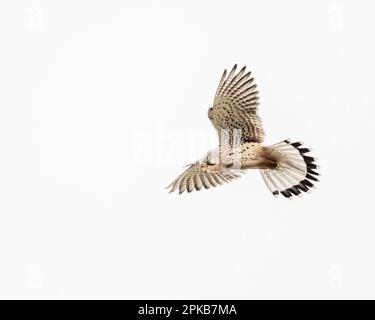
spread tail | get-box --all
[260,139,320,199]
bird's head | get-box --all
[208,107,213,120]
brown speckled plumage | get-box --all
[167,65,319,198]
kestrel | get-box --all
[167,65,319,198]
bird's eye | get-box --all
[208,107,213,120]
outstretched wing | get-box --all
[208,65,264,144]
[167,163,244,194]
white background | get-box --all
[0,0,374,299]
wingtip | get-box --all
[239,65,247,73]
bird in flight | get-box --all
[167,65,319,198]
